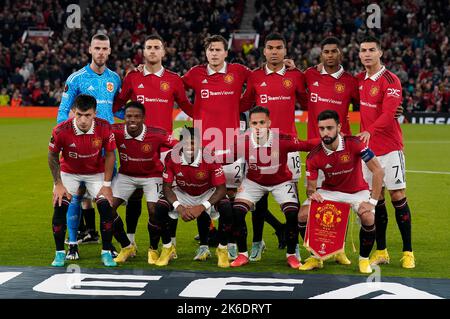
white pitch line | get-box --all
[405,141,450,144]
[406,170,450,175]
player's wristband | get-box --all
[173,201,181,209]
[103,181,112,187]
[202,201,212,210]
[368,198,378,206]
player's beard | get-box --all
[322,133,338,145]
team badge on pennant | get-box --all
[106,82,114,92]
[160,81,170,92]
[141,144,152,153]
[369,86,379,96]
[224,74,234,84]
[282,78,293,89]
[335,82,345,93]
[91,137,102,149]
[304,200,350,260]
[195,171,207,180]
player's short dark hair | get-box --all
[91,33,110,42]
[179,126,200,142]
[144,34,165,48]
[320,36,340,49]
[264,33,286,47]
[317,110,340,124]
[359,35,381,49]
[124,101,145,116]
[204,35,228,51]
[249,106,270,118]
[72,94,97,112]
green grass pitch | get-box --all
[0,118,449,279]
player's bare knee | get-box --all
[389,188,406,201]
[81,199,93,209]
[358,210,375,225]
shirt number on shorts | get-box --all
[291,155,301,169]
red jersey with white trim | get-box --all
[113,69,193,132]
[240,66,307,137]
[304,67,358,139]
[306,135,369,193]
[163,149,226,196]
[237,132,319,186]
[112,124,177,178]
[356,67,403,155]
[49,118,116,174]
[182,63,251,158]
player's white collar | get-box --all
[265,64,286,76]
[124,124,147,141]
[143,65,165,77]
[207,62,227,75]
[250,130,273,148]
[181,150,202,167]
[364,65,386,81]
[322,134,344,156]
[320,65,344,79]
[73,118,95,135]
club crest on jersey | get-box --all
[339,153,351,163]
[106,82,114,92]
[315,203,343,230]
[282,78,293,89]
[335,82,345,93]
[160,81,170,92]
[224,73,234,84]
[141,144,152,153]
[196,171,207,180]
[91,137,102,149]
[369,86,379,97]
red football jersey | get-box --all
[304,66,358,139]
[240,65,307,137]
[356,66,403,155]
[113,67,193,132]
[182,63,251,159]
[306,135,369,193]
[163,149,226,196]
[112,124,176,178]
[49,118,116,174]
[236,131,319,186]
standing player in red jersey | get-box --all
[48,94,119,267]
[153,127,233,268]
[109,102,178,264]
[240,32,308,261]
[112,34,192,255]
[356,36,415,269]
[298,110,384,274]
[230,107,319,269]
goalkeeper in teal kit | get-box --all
[55,33,123,262]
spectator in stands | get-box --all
[0,88,10,106]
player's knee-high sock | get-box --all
[155,200,172,245]
[169,217,178,242]
[96,198,114,251]
[392,197,412,252]
[252,195,267,242]
[53,198,69,251]
[265,209,284,231]
[112,213,131,248]
[359,223,376,258]
[298,221,307,241]
[217,198,233,246]
[197,212,211,246]
[126,198,142,236]
[67,194,82,244]
[82,208,96,232]
[233,202,250,253]
[147,212,161,250]
[375,199,388,250]
[282,202,300,255]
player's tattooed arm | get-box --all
[207,184,226,207]
[306,179,323,202]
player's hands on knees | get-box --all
[356,131,371,145]
[178,206,194,222]
[283,59,296,70]
[309,191,324,203]
[53,183,71,206]
[189,205,205,219]
[98,186,113,207]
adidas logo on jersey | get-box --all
[325,163,332,168]
[260,82,267,87]
[202,79,208,84]
[313,81,319,86]
[87,85,95,91]
[138,83,144,88]
[359,85,363,90]
[177,172,184,177]
[120,144,126,149]
[69,143,76,147]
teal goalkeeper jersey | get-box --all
[57,64,123,124]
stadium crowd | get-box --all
[0,0,448,112]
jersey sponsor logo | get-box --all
[160,81,170,92]
[369,86,379,96]
[91,137,102,149]
[138,83,144,89]
[120,153,128,161]
[387,88,401,98]
[136,95,169,103]
[224,73,234,84]
[201,89,209,99]
[282,78,293,89]
[69,151,77,159]
[200,89,234,98]
[137,95,144,104]
[195,171,207,180]
[141,143,152,153]
[339,153,350,163]
[334,82,345,93]
[106,82,114,93]
[360,101,377,108]
[310,93,342,105]
[259,94,291,103]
